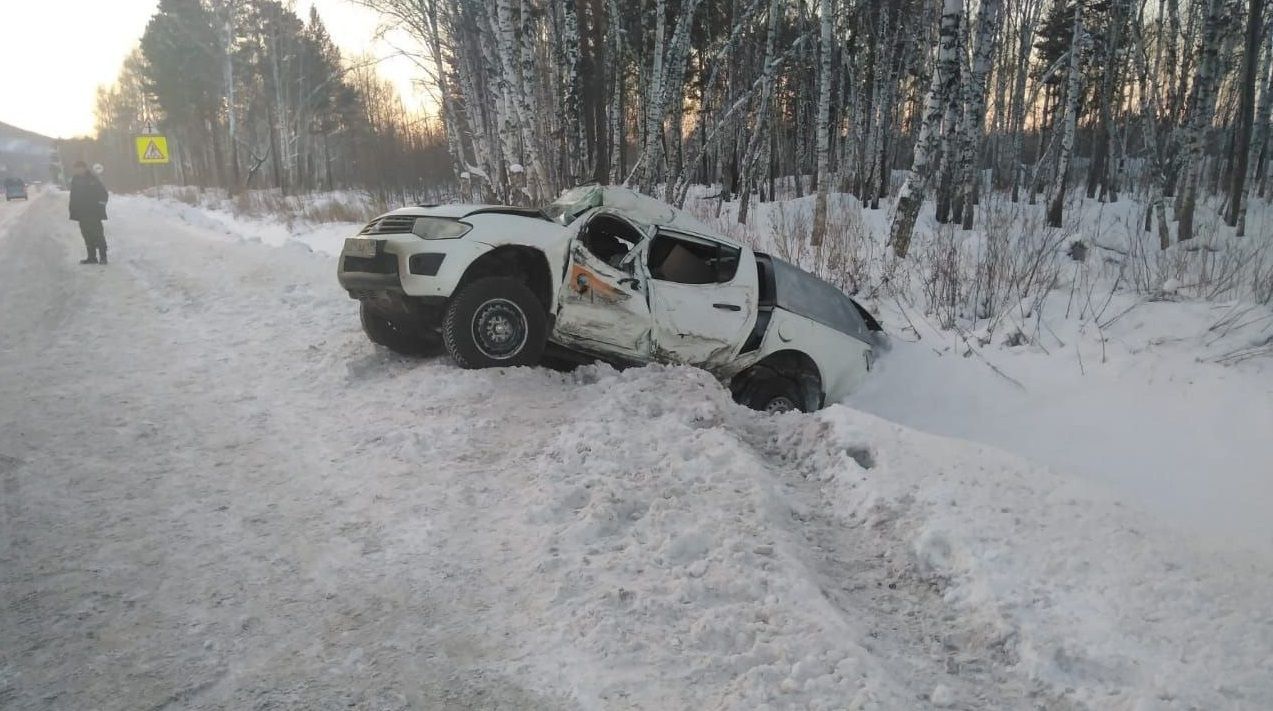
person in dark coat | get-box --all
[69,161,109,265]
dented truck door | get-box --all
[644,230,758,366]
[553,227,653,358]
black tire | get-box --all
[360,301,440,356]
[739,373,808,414]
[442,277,547,368]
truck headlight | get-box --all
[412,217,472,240]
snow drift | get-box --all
[2,191,1271,710]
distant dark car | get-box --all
[4,178,27,201]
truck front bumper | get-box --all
[337,235,492,300]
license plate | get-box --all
[344,238,378,258]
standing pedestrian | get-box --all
[69,161,109,265]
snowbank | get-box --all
[116,186,1273,556]
[3,189,1271,708]
[376,363,1273,708]
[118,188,371,257]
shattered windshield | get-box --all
[542,185,602,226]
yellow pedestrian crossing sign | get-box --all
[135,136,170,165]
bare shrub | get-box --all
[767,198,881,300]
[230,190,289,223]
[818,199,875,296]
[908,196,1069,338]
[914,225,964,329]
[299,194,383,224]
[1122,199,1273,305]
[770,202,811,265]
[170,186,200,206]
[1249,252,1273,305]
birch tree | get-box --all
[98,0,1273,236]
[955,0,1002,229]
[736,0,785,225]
[1046,1,1083,228]
[1129,18,1175,249]
[890,0,963,258]
[1086,0,1129,202]
[1235,24,1273,235]
[811,0,834,246]
[654,0,705,200]
[1176,0,1231,241]
[1226,0,1266,227]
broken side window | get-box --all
[580,214,643,270]
[648,232,740,285]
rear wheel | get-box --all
[442,277,547,368]
[360,301,439,356]
[737,371,809,413]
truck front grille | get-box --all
[343,253,398,274]
[359,216,417,235]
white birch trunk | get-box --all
[637,0,668,193]
[427,1,470,192]
[607,0,625,184]
[1128,20,1174,249]
[1008,0,1042,203]
[956,0,1001,229]
[737,0,784,225]
[932,14,965,225]
[1046,3,1083,228]
[1176,0,1229,241]
[889,0,963,257]
[1236,38,1273,236]
[657,0,702,200]
[560,0,586,185]
[517,0,552,197]
[811,0,834,246]
[491,0,544,203]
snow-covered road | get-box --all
[2,191,1272,709]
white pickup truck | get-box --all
[337,186,881,412]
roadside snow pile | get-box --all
[116,188,369,256]
[478,365,1273,709]
[510,367,915,709]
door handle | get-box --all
[713,303,741,311]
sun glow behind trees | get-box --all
[92,0,1271,252]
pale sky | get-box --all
[0,0,425,139]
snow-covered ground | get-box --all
[2,190,1272,709]
[849,299,1273,556]
[687,188,1273,558]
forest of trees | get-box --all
[93,0,454,200]
[95,0,1272,256]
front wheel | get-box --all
[442,277,547,368]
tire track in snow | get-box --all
[725,415,1074,709]
[0,193,94,356]
[1,194,579,710]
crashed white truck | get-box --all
[337,186,881,412]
